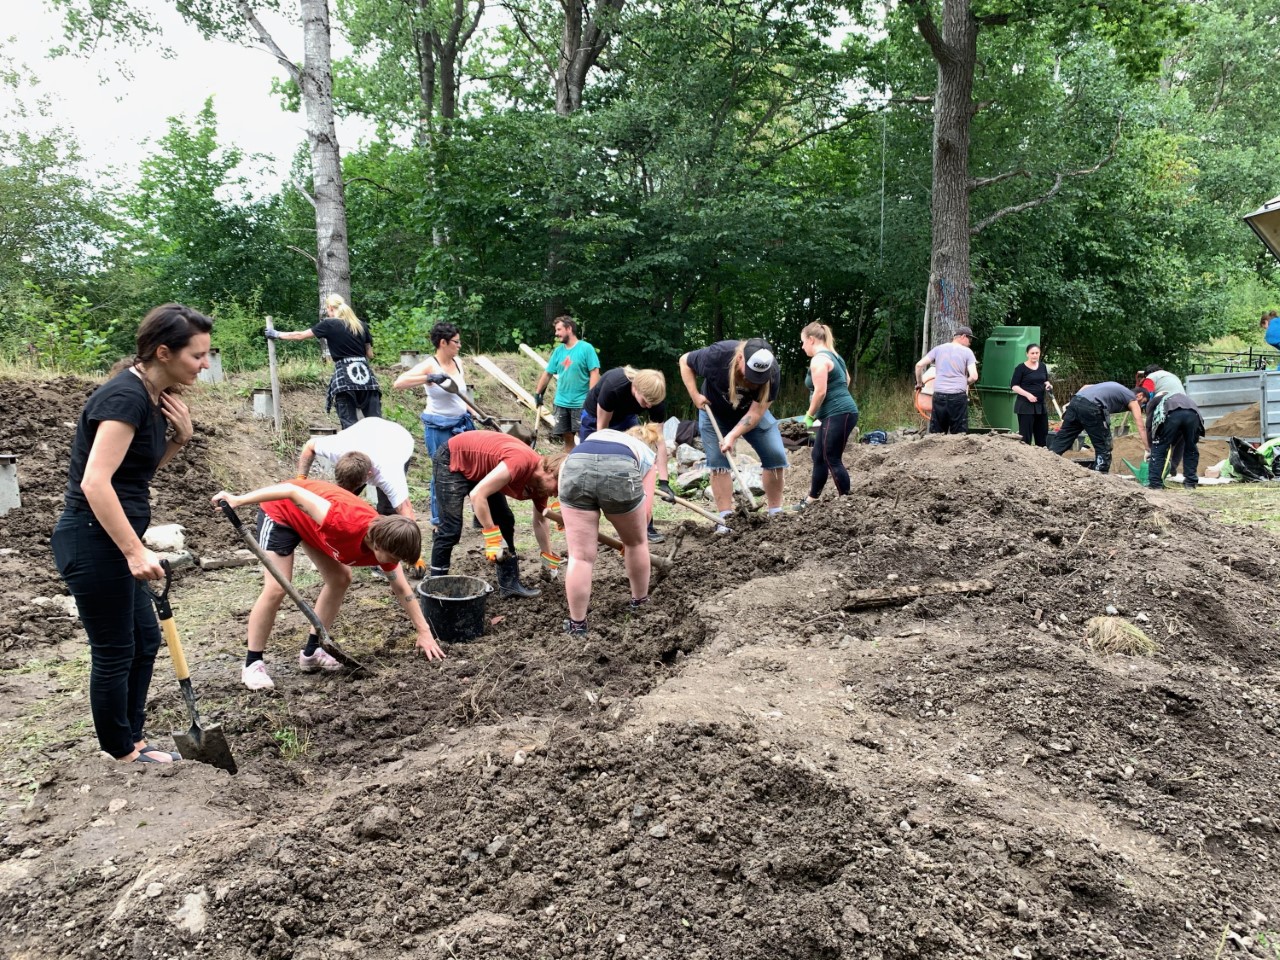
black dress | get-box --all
[1010,362,1051,447]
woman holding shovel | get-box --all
[678,338,786,518]
[392,322,474,527]
[52,304,213,764]
[557,424,663,636]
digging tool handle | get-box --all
[670,493,729,528]
[701,404,759,510]
[144,562,190,682]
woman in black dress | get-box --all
[1009,343,1052,447]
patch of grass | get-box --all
[1082,616,1156,656]
[271,723,310,762]
[1193,485,1280,535]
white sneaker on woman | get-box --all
[241,660,275,691]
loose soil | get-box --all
[2,366,1279,960]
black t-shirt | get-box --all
[311,317,372,360]
[64,372,167,518]
[1010,362,1051,414]
[583,367,668,425]
[684,340,780,425]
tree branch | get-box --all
[969,168,1030,190]
[970,123,1122,235]
[502,2,557,81]
[238,2,300,84]
[901,0,951,65]
[287,244,318,266]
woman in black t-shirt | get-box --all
[51,304,213,764]
[1009,343,1052,447]
[270,294,381,428]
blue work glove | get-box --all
[534,391,544,408]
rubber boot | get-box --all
[496,556,541,599]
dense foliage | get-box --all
[6,0,1280,383]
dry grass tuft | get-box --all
[1082,616,1156,656]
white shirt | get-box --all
[422,357,469,418]
[311,417,416,510]
[588,428,657,475]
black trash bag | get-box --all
[1228,437,1275,482]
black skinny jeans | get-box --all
[51,510,163,759]
[333,391,382,431]
[810,410,859,498]
[1049,397,1114,472]
[430,445,517,574]
[1149,407,1201,488]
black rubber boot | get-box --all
[497,556,541,598]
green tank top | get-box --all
[805,350,858,419]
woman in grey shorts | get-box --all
[558,424,660,635]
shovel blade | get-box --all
[174,722,238,774]
[316,634,370,676]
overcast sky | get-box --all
[10,0,370,190]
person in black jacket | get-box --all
[51,304,213,764]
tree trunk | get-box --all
[925,0,976,347]
[301,0,351,309]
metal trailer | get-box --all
[1185,370,1280,442]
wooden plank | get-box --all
[519,343,551,374]
[842,579,994,611]
[265,315,282,433]
[470,355,557,428]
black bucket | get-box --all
[416,575,493,643]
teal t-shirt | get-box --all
[546,340,600,408]
[805,350,859,420]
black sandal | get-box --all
[136,745,180,762]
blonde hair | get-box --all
[728,340,771,408]
[624,366,666,406]
[626,422,662,450]
[802,322,835,348]
[324,294,364,337]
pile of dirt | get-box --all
[1208,402,1262,438]
[2,373,1279,960]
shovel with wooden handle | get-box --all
[432,375,535,446]
[701,404,760,511]
[216,500,370,676]
[543,508,672,578]
[143,562,238,773]
[670,493,731,529]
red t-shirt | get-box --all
[261,478,397,571]
[446,432,547,511]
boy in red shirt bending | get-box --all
[211,478,445,691]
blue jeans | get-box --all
[51,510,163,758]
[421,412,475,526]
[698,409,788,472]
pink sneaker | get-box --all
[241,660,275,691]
[298,647,342,673]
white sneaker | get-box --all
[242,660,275,691]
[298,647,342,673]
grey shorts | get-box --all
[559,454,645,515]
[552,404,583,436]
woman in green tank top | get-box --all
[795,322,859,510]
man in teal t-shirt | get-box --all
[534,315,601,450]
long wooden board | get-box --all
[842,579,994,611]
[519,343,551,374]
[470,355,557,428]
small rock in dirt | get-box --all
[1016,898,1030,920]
[898,820,912,832]
[19,848,40,859]
[144,524,186,553]
[634,877,652,890]
[355,804,401,840]
[648,824,669,839]
[108,798,127,814]
[1105,605,1119,615]
[145,882,164,898]
[172,888,209,935]
[486,835,509,857]
[630,804,650,822]
[842,906,871,935]
[512,750,527,767]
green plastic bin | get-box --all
[975,325,1041,432]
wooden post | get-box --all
[470,356,558,429]
[265,315,283,433]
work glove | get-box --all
[481,527,507,563]
[425,372,447,385]
[264,328,281,340]
[409,557,428,579]
[802,413,815,429]
[656,479,675,503]
[548,498,564,530]
[540,552,564,578]
[534,391,544,408]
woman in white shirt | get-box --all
[555,424,660,636]
[393,322,474,527]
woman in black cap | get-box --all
[678,338,787,518]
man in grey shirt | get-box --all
[1048,381,1147,473]
[914,326,979,434]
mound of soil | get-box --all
[2,373,1279,960]
[1208,402,1262,439]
